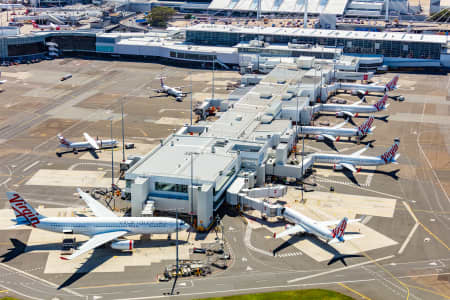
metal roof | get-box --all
[187,24,448,44]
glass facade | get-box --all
[169,51,216,61]
[186,30,443,59]
[155,182,188,194]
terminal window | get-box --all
[155,182,188,194]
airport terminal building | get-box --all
[124,62,322,229]
[1,25,450,69]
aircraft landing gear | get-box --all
[56,152,62,157]
[73,149,78,155]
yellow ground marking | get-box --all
[404,203,449,251]
[338,283,372,300]
[0,290,8,293]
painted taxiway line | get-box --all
[338,282,372,300]
[0,178,11,185]
[0,263,83,297]
[23,160,40,173]
[398,223,419,255]
[287,255,395,283]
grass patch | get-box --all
[197,289,354,300]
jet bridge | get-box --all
[226,184,286,218]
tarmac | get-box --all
[0,58,448,300]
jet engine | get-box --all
[333,164,343,171]
[315,135,324,141]
[111,240,134,250]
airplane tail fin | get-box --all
[6,192,44,227]
[373,94,388,111]
[385,75,399,91]
[380,138,400,164]
[331,217,348,242]
[57,133,70,146]
[357,115,375,136]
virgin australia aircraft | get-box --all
[320,94,390,119]
[274,207,362,243]
[299,115,375,143]
[311,138,400,173]
[7,188,189,260]
[57,132,117,154]
[339,75,399,96]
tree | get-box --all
[146,7,176,28]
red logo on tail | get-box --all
[10,194,40,227]
[374,95,387,111]
[331,219,347,239]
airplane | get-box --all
[339,75,399,96]
[57,132,117,156]
[32,21,71,31]
[311,138,400,173]
[320,94,390,119]
[274,206,362,244]
[299,114,375,143]
[152,77,187,102]
[6,188,190,261]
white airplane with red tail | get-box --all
[274,207,362,244]
[57,132,117,156]
[6,189,189,260]
[320,94,390,119]
[311,138,400,173]
[299,115,375,143]
[339,75,399,96]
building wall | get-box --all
[186,30,444,59]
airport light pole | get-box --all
[121,99,125,162]
[212,53,216,100]
[190,71,193,126]
[185,151,199,227]
[110,118,115,210]
[170,208,179,296]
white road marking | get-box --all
[0,178,11,185]
[364,172,374,186]
[23,160,40,172]
[0,263,83,297]
[287,255,395,283]
[398,223,419,255]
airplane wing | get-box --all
[351,99,364,106]
[88,149,99,159]
[274,224,306,239]
[319,218,361,227]
[322,134,337,142]
[331,121,347,129]
[77,188,117,218]
[83,133,99,150]
[329,234,364,244]
[61,231,127,260]
[340,162,357,173]
[350,144,371,157]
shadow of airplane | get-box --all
[241,212,285,229]
[313,165,400,184]
[272,233,363,266]
[58,248,129,289]
[56,148,99,159]
[1,238,26,262]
